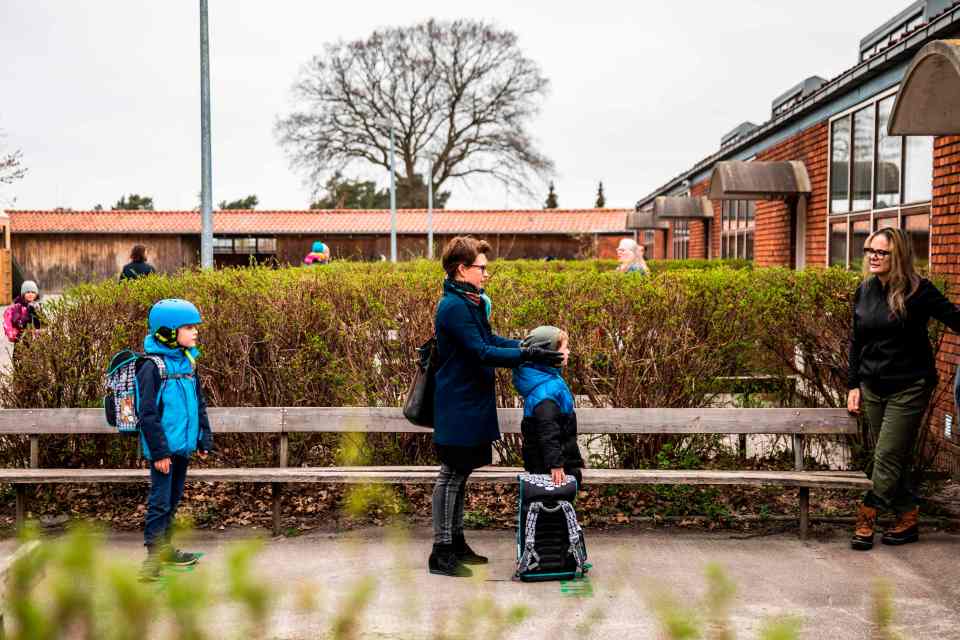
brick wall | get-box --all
[689,182,712,259]
[754,121,830,267]
[928,135,960,473]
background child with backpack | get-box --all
[4,280,42,343]
[512,325,585,487]
[136,299,213,581]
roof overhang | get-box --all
[653,196,713,219]
[708,161,811,200]
[625,209,669,230]
[889,39,960,135]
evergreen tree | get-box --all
[544,182,559,209]
[112,194,154,210]
[219,194,258,209]
[595,181,606,208]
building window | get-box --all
[720,200,755,260]
[672,220,689,259]
[828,90,933,268]
[212,237,278,254]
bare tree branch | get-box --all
[275,19,553,203]
[0,132,27,186]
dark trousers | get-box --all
[432,464,469,545]
[144,455,189,548]
[861,379,931,513]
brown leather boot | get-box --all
[851,504,878,551]
[881,507,919,546]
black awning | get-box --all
[652,196,713,219]
[625,209,669,230]
[708,161,811,200]
[890,39,960,135]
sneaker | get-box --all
[428,544,472,577]
[851,504,878,551]
[163,548,201,567]
[138,556,163,582]
[881,507,919,546]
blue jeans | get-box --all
[144,455,189,548]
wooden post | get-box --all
[272,433,289,536]
[14,486,25,531]
[794,433,809,540]
[16,435,40,531]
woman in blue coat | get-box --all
[429,236,563,577]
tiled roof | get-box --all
[6,209,631,235]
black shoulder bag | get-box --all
[403,336,438,427]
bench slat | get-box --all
[0,407,857,435]
[0,467,871,489]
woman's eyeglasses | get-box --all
[863,248,891,258]
[465,264,489,274]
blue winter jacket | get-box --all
[513,364,583,472]
[433,279,524,446]
[136,335,212,460]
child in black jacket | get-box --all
[512,326,585,487]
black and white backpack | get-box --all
[515,473,588,582]
[103,349,167,433]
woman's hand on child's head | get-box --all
[153,457,171,474]
[551,468,565,486]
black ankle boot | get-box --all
[428,543,472,577]
[453,533,488,565]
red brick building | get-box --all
[5,208,631,292]
[634,0,960,469]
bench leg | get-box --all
[271,483,282,536]
[15,485,28,531]
[798,488,810,540]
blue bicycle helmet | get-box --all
[148,299,203,335]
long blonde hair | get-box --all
[862,227,919,319]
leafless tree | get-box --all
[275,19,554,202]
[0,132,26,185]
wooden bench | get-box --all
[0,407,870,539]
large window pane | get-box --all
[235,238,257,253]
[257,237,277,253]
[746,201,755,228]
[213,237,233,254]
[745,232,754,261]
[875,214,898,230]
[875,97,902,208]
[830,222,847,267]
[904,213,930,267]
[850,219,870,271]
[852,107,874,210]
[904,136,933,203]
[831,117,851,213]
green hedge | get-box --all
[0,261,866,469]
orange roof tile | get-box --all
[6,209,631,235]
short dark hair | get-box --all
[441,236,491,278]
[130,245,147,262]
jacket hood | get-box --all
[143,334,200,362]
[512,363,561,398]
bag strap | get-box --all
[558,500,586,578]
[515,502,543,576]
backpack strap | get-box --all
[558,500,586,578]
[141,355,167,381]
[515,502,543,576]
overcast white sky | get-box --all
[0,0,910,211]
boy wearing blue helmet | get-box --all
[138,299,213,581]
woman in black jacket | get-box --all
[430,237,563,578]
[848,227,960,550]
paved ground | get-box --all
[7,526,958,639]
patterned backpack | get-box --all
[103,349,167,433]
[515,473,588,582]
